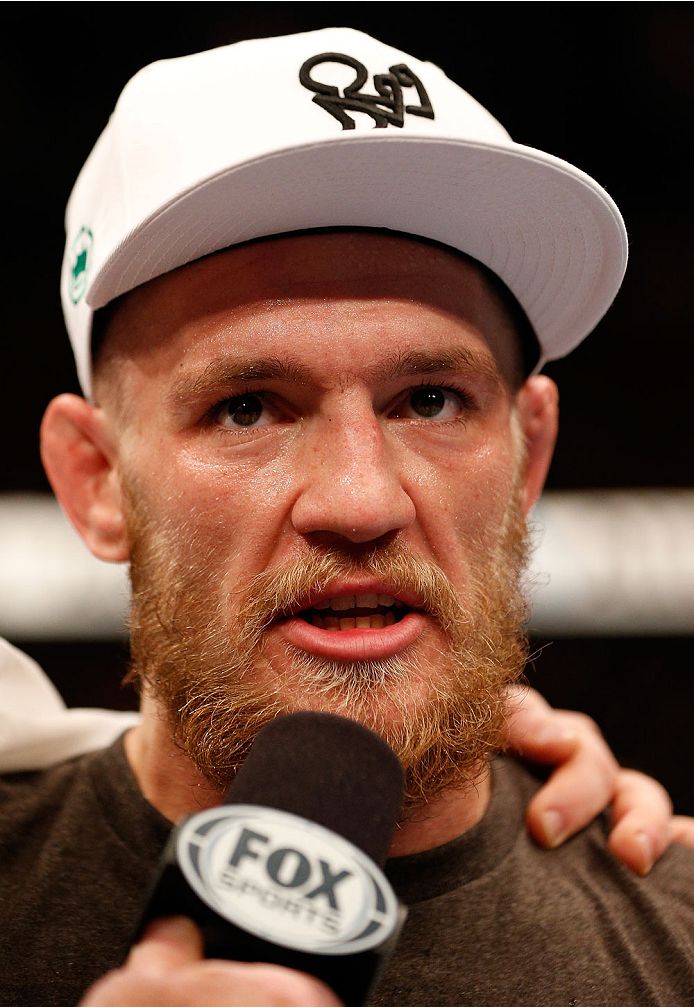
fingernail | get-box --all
[635,831,654,876]
[540,810,567,848]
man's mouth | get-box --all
[297,593,407,631]
[271,588,425,664]
[273,585,426,661]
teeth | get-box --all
[311,613,396,631]
[312,593,399,612]
[356,592,379,608]
[330,595,355,611]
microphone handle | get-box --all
[134,811,406,1007]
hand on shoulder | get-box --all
[506,686,694,875]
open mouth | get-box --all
[293,593,409,631]
[276,587,427,660]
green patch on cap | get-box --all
[68,226,93,304]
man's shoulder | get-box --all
[499,754,694,891]
[0,735,170,866]
[0,739,171,1007]
[0,748,96,846]
[378,757,694,1007]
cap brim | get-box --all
[87,132,627,371]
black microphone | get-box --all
[135,712,407,1006]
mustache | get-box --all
[234,543,467,642]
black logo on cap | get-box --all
[299,52,435,130]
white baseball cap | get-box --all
[62,26,628,398]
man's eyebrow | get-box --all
[167,355,313,404]
[366,347,502,385]
[167,345,501,407]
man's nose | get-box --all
[291,411,416,544]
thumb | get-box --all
[127,916,205,972]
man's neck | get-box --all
[389,771,490,857]
[123,699,491,858]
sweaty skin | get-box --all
[44,232,559,853]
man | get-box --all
[1,28,692,1007]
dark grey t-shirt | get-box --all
[0,737,692,1006]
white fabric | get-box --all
[61,26,627,397]
[0,637,139,773]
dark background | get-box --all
[1,4,692,812]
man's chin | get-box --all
[269,678,437,739]
[249,644,511,810]
[259,637,447,730]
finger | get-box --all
[126,916,205,972]
[505,686,580,762]
[179,962,346,1007]
[506,683,550,716]
[79,960,343,1007]
[606,770,672,876]
[526,748,618,849]
[670,815,694,848]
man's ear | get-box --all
[516,375,559,516]
[40,393,129,562]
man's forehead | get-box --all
[127,231,493,307]
[95,231,526,390]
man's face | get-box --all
[99,232,534,805]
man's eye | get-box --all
[215,393,276,429]
[392,386,467,421]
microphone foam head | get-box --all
[224,711,405,866]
